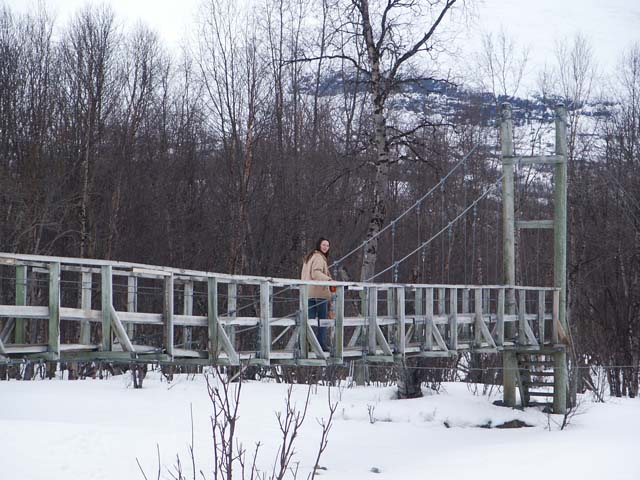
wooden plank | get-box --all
[414,287,424,345]
[164,274,174,357]
[14,265,27,344]
[518,289,526,344]
[374,324,393,356]
[438,287,446,315]
[335,286,344,361]
[424,288,433,351]
[226,282,237,348]
[306,323,326,359]
[449,288,458,350]
[367,287,378,354]
[48,262,61,357]
[347,325,362,348]
[431,318,449,352]
[516,220,554,229]
[208,277,219,358]
[462,288,469,314]
[182,280,193,349]
[80,271,92,344]
[298,284,309,358]
[386,287,396,318]
[109,305,135,353]
[415,350,454,358]
[474,288,483,347]
[404,324,415,345]
[502,154,563,166]
[496,288,505,346]
[126,275,137,340]
[101,266,112,351]
[208,278,238,365]
[0,253,561,291]
[259,281,271,362]
[538,290,546,344]
[395,287,405,355]
[475,289,497,349]
[0,317,14,344]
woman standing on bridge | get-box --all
[301,237,333,351]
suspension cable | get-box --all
[331,144,479,269]
[366,172,505,282]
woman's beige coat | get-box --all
[300,251,332,299]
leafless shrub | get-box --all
[138,365,337,480]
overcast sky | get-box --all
[3,0,640,94]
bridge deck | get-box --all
[0,253,567,366]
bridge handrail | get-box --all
[0,252,559,291]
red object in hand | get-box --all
[329,286,337,293]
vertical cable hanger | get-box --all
[391,220,397,282]
[441,183,446,283]
[417,200,423,282]
[463,161,468,284]
[471,204,477,284]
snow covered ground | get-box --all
[1,370,638,480]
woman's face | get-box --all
[320,240,330,254]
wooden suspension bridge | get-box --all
[0,103,570,413]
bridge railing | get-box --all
[0,253,565,365]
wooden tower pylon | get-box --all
[500,102,569,414]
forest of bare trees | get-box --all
[0,1,638,397]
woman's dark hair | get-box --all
[304,237,330,263]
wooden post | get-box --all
[438,288,446,316]
[226,283,237,349]
[367,286,378,354]
[298,284,309,358]
[552,290,560,344]
[474,288,483,347]
[462,288,469,314]
[496,288,505,346]
[555,104,568,334]
[462,288,470,341]
[259,281,271,362]
[503,350,517,407]
[126,276,137,342]
[14,265,27,344]
[48,262,61,357]
[448,288,458,350]
[554,106,569,414]
[538,290,546,344]
[424,287,433,351]
[386,287,396,350]
[553,349,568,414]
[335,286,345,361]
[414,287,424,345]
[101,266,112,352]
[501,103,517,321]
[395,287,406,355]
[208,277,218,359]
[183,280,194,350]
[518,289,526,345]
[164,274,174,358]
[80,271,92,344]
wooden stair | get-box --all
[516,352,555,408]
